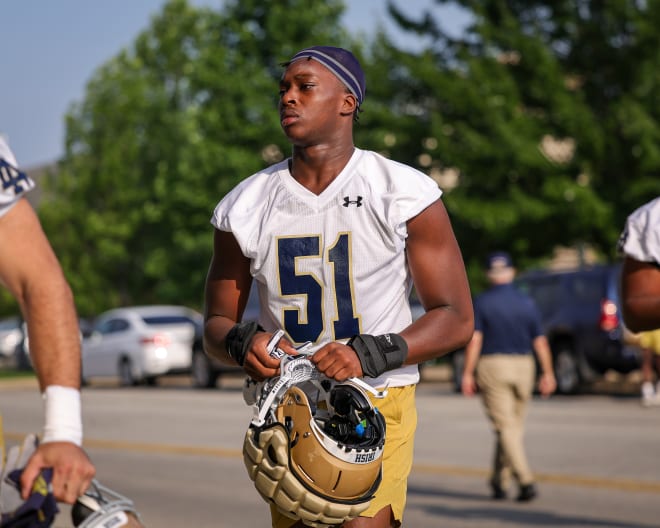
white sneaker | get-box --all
[641,382,655,407]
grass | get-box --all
[0,368,36,379]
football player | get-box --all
[204,46,473,528]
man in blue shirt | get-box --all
[461,251,556,502]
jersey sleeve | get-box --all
[617,197,660,265]
[363,152,443,240]
[0,137,35,218]
[210,163,286,258]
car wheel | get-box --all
[192,349,218,389]
[118,358,137,387]
[554,345,580,394]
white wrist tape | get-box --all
[42,385,83,446]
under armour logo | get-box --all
[342,196,363,207]
[0,159,32,195]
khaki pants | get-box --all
[476,354,536,488]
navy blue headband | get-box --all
[288,46,366,106]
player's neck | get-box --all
[289,144,355,195]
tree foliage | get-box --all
[38,0,351,316]
[18,0,660,316]
[364,0,660,285]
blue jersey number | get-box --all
[278,233,360,343]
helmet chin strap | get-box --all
[251,331,387,427]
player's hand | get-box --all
[20,442,95,504]
[243,331,296,381]
[311,342,363,381]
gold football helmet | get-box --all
[243,347,386,528]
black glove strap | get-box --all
[225,321,264,366]
[347,333,408,378]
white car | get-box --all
[82,305,202,386]
[0,316,24,358]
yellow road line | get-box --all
[6,431,660,494]
[3,431,242,458]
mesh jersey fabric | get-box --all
[211,148,442,389]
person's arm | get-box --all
[203,229,292,382]
[621,257,660,332]
[0,199,94,503]
[311,199,474,382]
[533,335,556,397]
[0,200,80,390]
[400,199,474,362]
[461,330,482,396]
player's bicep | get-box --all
[204,229,252,323]
[405,199,471,313]
[0,199,61,298]
[621,257,660,331]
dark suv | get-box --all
[514,263,641,394]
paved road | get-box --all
[1,374,659,527]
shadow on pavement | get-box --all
[406,483,656,528]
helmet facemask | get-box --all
[72,479,144,528]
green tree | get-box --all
[39,0,351,316]
[362,0,660,285]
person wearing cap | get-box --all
[0,135,95,514]
[460,251,556,502]
[203,45,473,527]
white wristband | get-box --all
[42,385,83,446]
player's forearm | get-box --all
[203,315,241,365]
[22,274,81,391]
[401,305,474,364]
[21,271,86,445]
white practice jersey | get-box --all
[212,148,442,388]
[618,196,660,265]
[0,136,35,217]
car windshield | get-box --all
[0,317,20,330]
[142,315,195,326]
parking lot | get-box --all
[1,369,658,527]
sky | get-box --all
[2,0,469,169]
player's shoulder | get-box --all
[618,196,660,259]
[220,160,288,210]
[628,196,660,225]
[357,149,425,177]
[355,149,439,191]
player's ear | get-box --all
[340,93,358,117]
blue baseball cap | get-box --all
[485,251,514,272]
[286,46,366,107]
